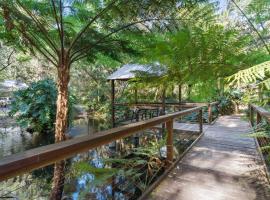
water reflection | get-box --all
[0,117,110,158]
[0,117,197,200]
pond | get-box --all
[0,115,198,200]
[0,117,110,158]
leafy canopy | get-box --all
[0,0,189,67]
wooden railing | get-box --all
[249,104,270,180]
[115,101,219,124]
[249,104,270,126]
[0,106,204,182]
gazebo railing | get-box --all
[115,101,219,124]
[0,106,204,182]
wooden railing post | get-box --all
[250,104,254,127]
[208,103,212,124]
[199,109,203,133]
[256,112,262,125]
[166,120,173,166]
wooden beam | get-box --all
[199,108,203,133]
[162,89,166,115]
[114,102,219,108]
[257,112,262,125]
[166,120,173,167]
[250,105,254,127]
[208,103,212,124]
[111,80,115,127]
[250,104,270,124]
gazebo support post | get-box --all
[111,80,115,128]
[110,80,118,151]
[134,87,140,147]
[162,88,166,135]
[162,88,166,115]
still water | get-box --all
[0,117,121,200]
[0,116,195,200]
[0,117,110,158]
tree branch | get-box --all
[16,0,59,54]
[51,0,62,48]
[231,0,270,54]
[70,18,186,60]
[16,24,58,66]
[0,50,15,72]
[67,0,121,54]
[59,0,65,66]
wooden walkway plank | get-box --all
[146,115,270,200]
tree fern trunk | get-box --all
[50,63,70,200]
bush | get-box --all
[10,79,75,133]
[218,90,243,115]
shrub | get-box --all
[218,90,243,115]
[10,79,75,133]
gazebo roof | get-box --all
[107,63,165,81]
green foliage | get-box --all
[227,61,270,89]
[0,0,181,67]
[70,162,117,186]
[9,79,75,133]
[218,95,234,115]
[216,90,243,115]
[144,24,248,87]
[249,122,270,165]
[189,81,219,102]
[69,137,166,190]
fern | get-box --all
[227,61,270,89]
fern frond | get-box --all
[226,61,270,88]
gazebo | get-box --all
[107,63,182,127]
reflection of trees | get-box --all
[63,131,166,199]
[0,173,51,199]
[0,127,195,199]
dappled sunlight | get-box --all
[148,115,270,200]
[1,0,270,199]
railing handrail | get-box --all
[250,104,270,124]
[0,106,204,181]
[114,101,219,107]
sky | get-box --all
[214,0,228,12]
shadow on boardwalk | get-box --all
[147,115,270,200]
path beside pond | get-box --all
[147,115,270,200]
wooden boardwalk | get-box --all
[147,115,270,200]
[155,121,210,133]
[121,120,210,133]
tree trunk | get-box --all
[50,160,66,200]
[50,64,70,200]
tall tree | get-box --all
[0,0,195,199]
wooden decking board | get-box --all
[147,115,270,200]
[121,120,210,133]
[154,121,210,133]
